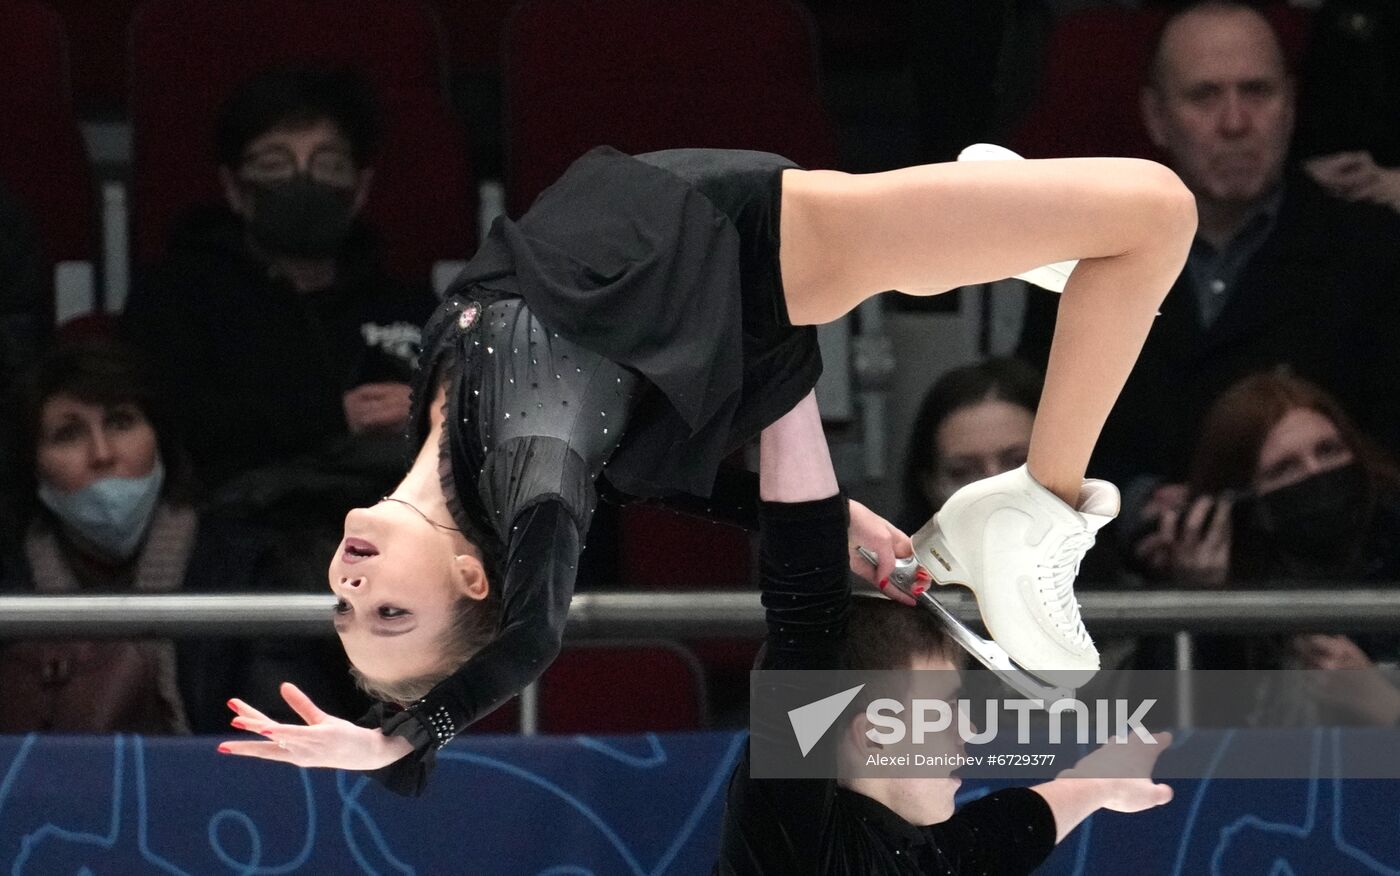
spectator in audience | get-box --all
[123,65,437,498]
[899,358,1041,533]
[1135,370,1400,725]
[0,339,369,732]
[1295,0,1400,214]
[1017,0,1400,501]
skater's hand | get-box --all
[1136,494,1231,586]
[219,683,413,771]
[1033,732,1173,841]
[344,382,412,435]
[1294,635,1400,726]
[847,499,917,605]
[1062,731,1175,812]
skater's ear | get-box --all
[451,552,490,601]
[846,710,885,753]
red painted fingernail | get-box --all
[217,744,231,754]
[913,584,927,595]
[915,568,932,583]
[226,699,238,711]
[878,578,889,590]
[230,719,247,730]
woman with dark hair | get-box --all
[1137,370,1400,724]
[0,339,365,734]
[1139,369,1400,585]
[221,145,1196,792]
[0,339,202,733]
[899,357,1043,533]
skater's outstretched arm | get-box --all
[1027,732,1175,844]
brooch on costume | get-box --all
[457,300,482,332]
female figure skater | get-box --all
[221,146,1195,793]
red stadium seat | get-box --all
[0,0,98,320]
[1010,8,1165,160]
[619,504,753,591]
[539,642,706,733]
[617,504,759,712]
[501,0,839,214]
[1011,6,1312,161]
[129,0,475,281]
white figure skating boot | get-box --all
[891,465,1118,700]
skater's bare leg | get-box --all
[779,158,1196,504]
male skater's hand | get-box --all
[847,499,917,606]
[1060,731,1175,812]
[1032,731,1173,842]
[220,683,413,771]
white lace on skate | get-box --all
[1036,529,1096,651]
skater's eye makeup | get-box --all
[333,600,416,636]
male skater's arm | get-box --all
[923,733,1175,870]
[755,391,847,671]
[715,392,852,871]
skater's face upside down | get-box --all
[329,500,493,696]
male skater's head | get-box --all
[836,596,966,824]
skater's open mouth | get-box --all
[342,538,379,563]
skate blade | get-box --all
[915,588,1082,703]
[901,527,1096,696]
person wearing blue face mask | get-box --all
[0,339,371,734]
[0,339,196,733]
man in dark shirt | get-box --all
[715,392,1173,874]
[123,66,438,493]
[1018,0,1400,496]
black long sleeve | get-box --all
[756,494,851,672]
[717,493,851,872]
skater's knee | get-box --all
[1125,159,1197,248]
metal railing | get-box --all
[7,588,1398,733]
[4,587,1400,638]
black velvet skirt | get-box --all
[444,145,823,498]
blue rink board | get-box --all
[1,731,1398,875]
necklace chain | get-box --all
[379,496,461,533]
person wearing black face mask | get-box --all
[1134,371,1400,725]
[231,132,364,263]
[236,168,358,261]
[1232,462,1371,577]
[123,66,438,499]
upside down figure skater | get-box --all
[221,146,1195,793]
